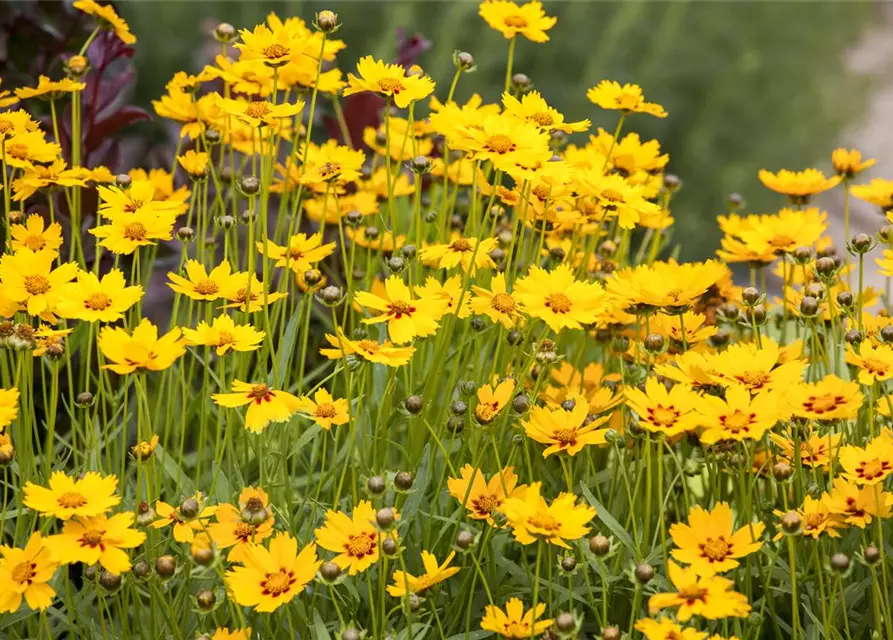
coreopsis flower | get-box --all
[0,387,19,431]
[669,503,765,577]
[707,339,806,393]
[23,471,120,520]
[634,619,707,640]
[298,140,365,188]
[48,512,146,575]
[130,434,159,462]
[344,56,435,109]
[221,274,288,313]
[625,377,701,437]
[479,0,556,42]
[475,377,516,424]
[0,248,77,318]
[129,168,190,203]
[212,630,252,640]
[418,276,473,319]
[457,114,551,180]
[315,500,393,575]
[73,0,136,44]
[605,259,726,313]
[362,116,434,162]
[15,75,85,100]
[9,214,63,253]
[1,130,61,169]
[12,159,88,201]
[586,80,667,118]
[151,494,218,543]
[176,150,208,179]
[354,275,449,344]
[824,477,893,528]
[471,272,523,329]
[216,96,305,128]
[208,487,275,563]
[387,550,459,597]
[152,89,221,139]
[99,319,186,374]
[522,394,610,457]
[167,260,243,301]
[0,78,18,108]
[257,233,336,274]
[575,171,661,229]
[91,191,184,254]
[695,385,783,444]
[758,168,840,204]
[502,90,588,132]
[296,388,350,430]
[419,235,498,273]
[649,311,716,350]
[514,263,606,332]
[211,381,303,433]
[648,561,751,621]
[319,329,416,367]
[852,178,893,210]
[839,434,893,485]
[0,111,40,142]
[234,23,306,67]
[501,482,595,548]
[32,325,72,358]
[769,430,842,469]
[775,496,844,539]
[0,532,58,613]
[448,465,522,525]
[787,375,863,421]
[226,533,320,612]
[205,55,274,96]
[735,207,827,255]
[845,342,893,385]
[480,598,553,638]
[182,314,265,356]
[56,269,143,322]
[832,148,875,178]
[346,227,405,252]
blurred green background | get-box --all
[120,1,876,259]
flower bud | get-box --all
[799,296,818,317]
[401,244,417,260]
[214,23,236,43]
[792,246,812,264]
[239,176,260,196]
[742,287,761,305]
[179,498,200,519]
[512,394,530,414]
[192,546,215,566]
[643,333,665,354]
[83,564,99,582]
[507,330,523,346]
[836,291,853,309]
[780,511,802,535]
[155,555,177,579]
[772,461,793,481]
[589,534,610,556]
[830,552,850,574]
[408,155,431,173]
[454,51,476,71]
[99,569,121,592]
[303,269,323,287]
[663,173,681,192]
[315,10,339,33]
[849,233,873,254]
[560,556,577,573]
[342,628,361,640]
[115,174,131,188]
[727,192,745,211]
[320,561,341,582]
[132,560,150,579]
[555,612,576,633]
[240,497,269,525]
[367,475,386,495]
[404,395,423,415]
[634,562,654,584]
[511,73,532,92]
[881,326,893,343]
[386,255,406,274]
[845,329,863,345]
[394,471,414,491]
[376,507,395,529]
[451,400,468,416]
[602,626,621,640]
[456,530,475,550]
[319,285,343,306]
[815,257,837,277]
[136,501,155,527]
[879,224,893,245]
[381,538,398,556]
[215,215,236,230]
[197,589,216,610]
[709,328,730,348]
[76,391,94,408]
[176,226,195,242]
[864,545,881,565]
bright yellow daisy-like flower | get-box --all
[669,502,765,577]
[605,259,726,313]
[0,532,58,614]
[418,276,473,319]
[211,629,252,640]
[648,561,751,621]
[707,338,806,393]
[226,533,320,612]
[344,56,435,109]
[152,89,221,140]
[129,168,190,203]
[575,170,661,229]
[852,178,893,210]
[845,341,893,386]
[586,80,667,118]
[471,272,523,329]
[502,90,589,132]
[838,433,893,486]
[0,248,78,318]
[832,147,875,178]
[234,23,306,67]
[514,263,606,332]
[56,268,143,323]
[176,149,208,179]
[73,0,136,44]
[182,314,265,356]
[735,207,827,255]
[625,377,701,437]
[9,214,63,253]
[216,95,305,129]
[522,393,610,457]
[315,500,392,575]
[208,487,276,564]
[634,619,707,640]
[98,318,186,374]
[448,465,523,525]
[420,235,498,274]
[475,377,516,424]
[387,550,460,597]
[167,259,243,301]
[151,494,218,543]
[354,275,448,344]
[319,329,416,367]
[0,110,40,141]
[480,598,553,638]
[298,139,365,188]
[15,75,85,100]
[12,159,88,201]
[257,233,336,274]
[775,495,844,539]
[457,113,551,180]
[32,325,72,358]
[479,0,556,42]
[23,471,120,520]
[212,380,303,433]
[501,482,595,548]
[48,512,145,575]
[769,429,841,469]
[1,130,61,169]
[0,387,19,431]
[0,78,19,109]
[296,388,350,430]
[204,55,274,96]
[787,375,863,421]
[695,385,783,444]
[758,168,841,204]
[823,477,893,528]
[221,274,287,313]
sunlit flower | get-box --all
[758,168,840,204]
[852,178,893,210]
[670,503,764,577]
[151,494,217,543]
[15,75,85,100]
[152,89,220,139]
[73,0,136,44]
[49,512,145,575]
[502,90,588,132]
[226,533,319,612]
[298,139,365,188]
[319,329,415,367]
[845,342,893,386]
[707,339,806,393]
[176,150,209,179]
[212,380,303,433]
[522,393,610,457]
[9,214,63,253]
[56,269,143,323]
[832,148,875,178]
[99,319,186,374]
[448,465,522,525]
[168,260,243,301]
[344,56,435,109]
[257,233,336,274]
[0,388,19,431]
[501,482,595,548]
[419,235,498,273]
[481,598,553,638]
[787,375,863,421]
[839,434,893,486]
[605,259,726,313]
[648,561,750,621]
[315,500,391,575]
[130,434,159,462]
[211,629,252,640]
[625,377,701,437]
[769,430,842,469]
[417,275,473,319]
[471,272,524,329]
[1,130,60,169]
[479,0,556,42]
[295,388,349,430]
[216,96,305,129]
[0,248,78,318]
[182,314,265,355]
[514,264,606,332]
[23,471,120,520]
[387,550,459,597]
[354,275,448,344]
[775,496,844,539]
[0,532,58,613]
[12,159,87,201]
[0,79,18,109]
[234,23,307,67]
[587,80,667,118]
[221,274,287,313]
[475,377,516,424]
[824,477,893,528]
[634,619,707,640]
[209,487,275,563]
[695,385,782,444]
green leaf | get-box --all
[155,442,195,497]
[579,484,637,557]
[400,443,431,525]
[312,609,332,640]
[272,302,302,387]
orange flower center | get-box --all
[11,561,36,585]
[553,428,578,445]
[484,134,516,155]
[450,238,472,252]
[545,292,572,314]
[648,405,679,428]
[123,222,148,241]
[735,370,770,389]
[233,522,252,540]
[249,384,273,401]
[58,491,87,509]
[768,234,795,249]
[503,14,528,28]
[24,274,51,295]
[859,458,890,481]
[377,77,405,94]
[217,331,235,346]
[528,512,561,535]
[123,200,144,213]
[530,111,554,127]
[0,121,13,135]
[679,585,709,604]
[262,44,289,60]
[346,533,375,558]
[472,493,500,515]
[804,513,825,529]
[804,394,843,414]
[861,358,889,377]
[315,403,337,419]
[81,529,104,547]
[23,235,46,251]
[318,161,341,179]
[261,569,295,596]
[357,339,380,353]
[388,300,415,318]
[722,410,754,433]
[245,101,272,119]
[701,537,731,562]
[193,278,219,295]
[84,292,112,311]
[491,293,516,314]
[6,143,28,159]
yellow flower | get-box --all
[634,619,707,640]
[226,533,320,612]
[839,433,893,486]
[670,503,765,577]
[129,168,190,203]
[234,23,307,67]
[177,150,208,179]
[208,487,276,564]
[212,380,303,433]
[0,248,78,318]
[32,325,72,358]
[91,183,184,254]
[648,561,750,621]
[502,90,588,133]
[695,385,782,445]
[417,275,473,319]
[23,471,120,520]
[12,159,87,201]
[151,494,217,543]
[205,55,274,96]
[587,80,667,118]
[852,178,893,210]
[735,207,827,255]
[212,629,252,640]
[514,263,606,332]
[775,496,844,539]
[56,268,143,323]
[787,375,863,421]
[605,259,726,313]
[152,89,220,139]
[257,233,336,274]
[0,110,40,141]
[758,168,840,204]
[387,550,459,597]
[319,329,416,367]
[471,272,523,329]
[457,114,551,181]
[73,0,136,44]
[770,429,841,469]
[0,532,58,613]
[475,377,516,424]
[362,117,434,163]
[419,235,498,273]
[216,95,305,128]
[480,598,553,638]
[0,79,19,109]
[354,275,448,344]
[344,56,436,109]
[315,500,391,575]
[48,513,145,575]
[183,314,264,356]
[575,171,661,229]
[221,274,288,313]
[130,434,159,462]
[522,394,610,457]
[2,130,62,169]
[298,140,365,188]
[0,387,19,431]
[479,0,557,42]
[98,318,186,374]
[832,147,875,178]
[167,260,243,301]
[15,75,85,100]
[824,477,892,528]
[296,388,350,430]
[625,377,701,437]
[707,338,806,393]
[501,482,595,548]
[845,341,893,385]
[448,465,522,525]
